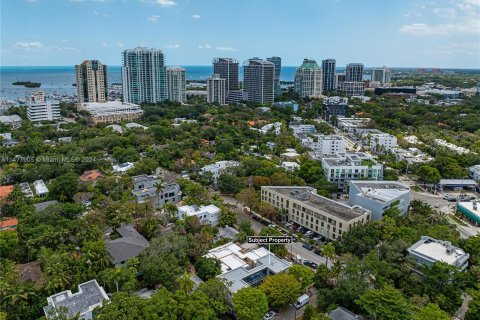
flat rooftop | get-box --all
[206,242,291,293]
[457,202,480,220]
[350,181,410,204]
[264,186,369,221]
[81,101,142,115]
[408,236,468,265]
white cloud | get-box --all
[150,0,176,7]
[400,0,480,36]
[13,41,43,49]
[164,44,180,49]
[117,42,125,47]
[70,0,109,2]
[216,46,236,51]
[147,14,160,22]
[102,43,108,47]
[191,14,201,19]
[198,44,211,49]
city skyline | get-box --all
[1,0,479,68]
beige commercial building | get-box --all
[80,101,143,124]
[75,60,108,104]
[261,186,371,240]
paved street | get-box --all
[277,287,319,320]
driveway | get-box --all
[276,287,318,320]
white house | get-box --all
[113,162,134,173]
[281,161,300,172]
[178,204,220,225]
[44,279,109,320]
[33,180,48,196]
[200,161,240,182]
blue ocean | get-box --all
[0,66,299,100]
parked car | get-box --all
[263,311,276,320]
[302,243,314,251]
[252,215,261,221]
[285,221,294,227]
[303,260,318,268]
[305,230,313,236]
[293,294,310,309]
[268,224,277,229]
[313,236,322,242]
[292,236,298,242]
[314,248,322,255]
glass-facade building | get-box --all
[122,47,166,104]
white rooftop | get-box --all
[408,236,469,268]
[81,101,142,115]
[350,181,410,204]
[178,204,220,217]
[33,180,48,195]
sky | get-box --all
[1,0,479,68]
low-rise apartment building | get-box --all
[336,117,372,133]
[407,236,469,271]
[261,186,371,240]
[289,124,316,134]
[27,91,60,122]
[297,134,346,157]
[390,147,433,164]
[361,130,397,153]
[79,101,144,124]
[322,152,383,191]
[348,181,410,220]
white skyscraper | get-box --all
[165,66,186,103]
[122,47,166,104]
[207,74,226,105]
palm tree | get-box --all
[176,272,195,294]
[322,242,336,267]
[163,203,178,222]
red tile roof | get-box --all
[79,170,105,182]
[0,217,18,231]
[0,185,14,199]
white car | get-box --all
[268,224,277,229]
[434,204,440,208]
[264,311,276,320]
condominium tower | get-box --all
[322,59,336,92]
[165,66,186,103]
[207,74,226,105]
[243,59,275,104]
[122,47,166,104]
[212,58,239,103]
[267,56,282,97]
[371,66,392,84]
[346,63,364,82]
[75,60,108,104]
[294,59,323,98]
